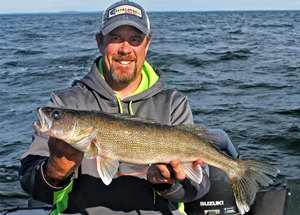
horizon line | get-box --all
[1,9,300,15]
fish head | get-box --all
[33,106,93,144]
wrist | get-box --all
[43,158,72,187]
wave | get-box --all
[251,24,294,28]
[228,30,244,34]
[13,50,45,55]
[237,82,292,90]
[204,50,251,61]
[274,108,300,116]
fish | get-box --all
[33,106,280,215]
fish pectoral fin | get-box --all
[182,162,203,184]
[72,130,97,153]
[96,155,119,186]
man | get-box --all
[19,1,210,214]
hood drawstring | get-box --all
[114,94,134,115]
[129,101,133,115]
[115,94,123,114]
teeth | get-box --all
[38,108,52,132]
[38,108,45,128]
[118,60,131,65]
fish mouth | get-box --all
[33,107,53,133]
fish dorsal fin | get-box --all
[182,162,203,184]
[110,113,157,124]
[96,155,119,186]
[178,124,219,149]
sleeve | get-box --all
[19,92,74,204]
[150,92,211,203]
[170,94,194,126]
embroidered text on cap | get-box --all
[109,5,142,19]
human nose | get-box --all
[118,41,132,55]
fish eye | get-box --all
[52,111,61,119]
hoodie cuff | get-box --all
[148,181,173,191]
[41,161,74,190]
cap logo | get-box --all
[108,5,142,19]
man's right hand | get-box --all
[43,137,84,186]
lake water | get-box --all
[0,11,300,210]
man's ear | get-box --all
[145,36,152,55]
[96,34,103,54]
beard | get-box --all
[108,55,139,84]
[109,66,138,84]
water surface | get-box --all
[0,11,299,209]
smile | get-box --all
[116,60,132,65]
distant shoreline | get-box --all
[1,10,299,15]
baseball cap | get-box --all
[100,0,150,36]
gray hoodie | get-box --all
[19,57,210,215]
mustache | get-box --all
[112,55,137,61]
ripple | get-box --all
[13,50,45,55]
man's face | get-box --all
[97,25,151,84]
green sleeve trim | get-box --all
[51,209,59,215]
[153,190,186,215]
[178,202,186,215]
[50,180,74,215]
[53,180,73,204]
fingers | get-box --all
[48,137,84,161]
[147,159,187,185]
[147,164,171,184]
[147,158,205,185]
[156,164,172,179]
[170,159,186,181]
[192,159,204,170]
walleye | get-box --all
[33,106,280,215]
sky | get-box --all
[0,0,299,14]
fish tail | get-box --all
[229,159,280,214]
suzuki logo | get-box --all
[200,201,224,206]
